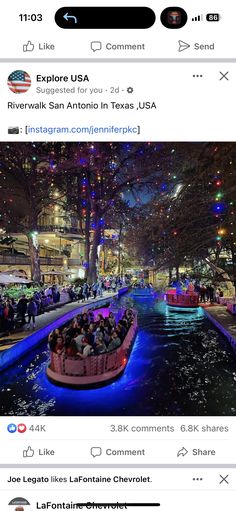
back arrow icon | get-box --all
[63,12,78,24]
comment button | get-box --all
[91,41,102,52]
[91,447,102,458]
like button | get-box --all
[23,41,35,52]
[23,446,35,458]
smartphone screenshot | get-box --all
[0,1,236,509]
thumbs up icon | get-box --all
[23,446,35,458]
[23,41,35,52]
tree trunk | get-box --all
[117,223,123,275]
[230,242,236,299]
[84,207,91,280]
[168,267,173,285]
[27,232,41,282]
[176,266,180,281]
[84,168,92,280]
[88,221,101,284]
[100,244,106,274]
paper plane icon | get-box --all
[178,40,190,52]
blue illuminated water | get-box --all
[1,295,236,416]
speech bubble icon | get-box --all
[91,446,102,457]
[91,41,102,52]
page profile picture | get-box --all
[8,497,30,511]
[7,70,31,93]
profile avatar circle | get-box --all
[8,497,30,511]
[161,7,188,28]
[7,70,31,93]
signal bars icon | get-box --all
[192,14,203,22]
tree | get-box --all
[0,143,68,281]
[56,142,172,283]
[2,141,236,288]
[124,143,236,287]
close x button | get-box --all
[219,71,229,80]
[55,7,156,29]
[219,474,229,485]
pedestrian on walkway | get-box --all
[77,285,83,302]
[207,284,215,303]
[111,279,117,292]
[17,294,28,326]
[5,299,15,332]
[92,282,98,299]
[82,282,89,301]
[200,285,207,303]
[27,298,38,329]
[97,280,103,297]
[105,279,111,292]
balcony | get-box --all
[37,225,84,237]
[0,255,64,266]
[68,259,84,267]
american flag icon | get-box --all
[8,70,31,93]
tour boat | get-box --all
[130,287,155,297]
[166,289,199,309]
[46,310,138,388]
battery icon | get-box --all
[206,13,221,21]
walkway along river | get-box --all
[1,294,236,416]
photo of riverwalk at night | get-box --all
[1,142,236,415]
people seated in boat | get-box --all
[66,318,80,339]
[123,308,135,326]
[49,307,133,357]
[97,317,106,330]
[103,316,113,334]
[107,311,116,329]
[107,331,122,352]
[48,328,61,352]
[95,323,107,344]
[65,338,78,356]
[76,338,93,359]
[116,321,127,341]
[94,337,107,355]
[73,327,88,352]
[79,312,89,327]
[95,312,104,323]
[54,336,65,355]
[86,323,96,346]
[87,309,95,323]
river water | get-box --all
[1,295,236,416]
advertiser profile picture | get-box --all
[8,496,30,511]
[7,70,31,93]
